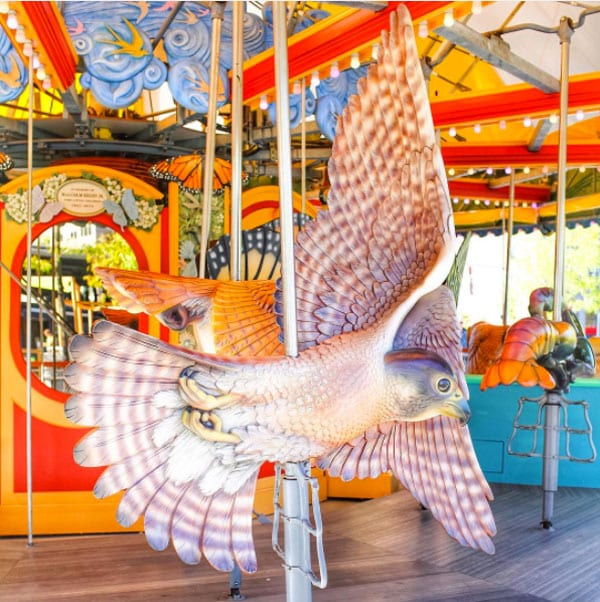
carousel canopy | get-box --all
[0,1,599,232]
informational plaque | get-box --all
[57,179,108,216]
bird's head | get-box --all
[383,349,470,425]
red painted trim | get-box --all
[448,180,551,202]
[442,143,600,167]
[22,2,76,90]
[431,77,600,127]
[243,2,452,101]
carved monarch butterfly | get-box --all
[150,154,248,194]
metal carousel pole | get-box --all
[541,16,574,530]
[502,170,515,326]
[228,4,244,599]
[230,1,244,283]
[25,45,35,548]
[272,3,312,600]
[198,1,225,279]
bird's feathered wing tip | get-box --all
[65,320,262,572]
[278,4,455,351]
[318,416,496,554]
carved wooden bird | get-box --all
[65,6,495,574]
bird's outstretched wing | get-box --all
[280,7,495,553]
[97,266,281,356]
[280,7,455,350]
[317,417,495,553]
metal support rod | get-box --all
[541,16,573,530]
[198,1,225,279]
[273,3,311,601]
[552,17,572,322]
[502,171,515,325]
[151,1,184,50]
[300,79,306,221]
[26,52,34,547]
[230,1,244,281]
[541,396,561,528]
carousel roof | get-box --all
[0,1,599,232]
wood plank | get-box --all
[0,485,598,601]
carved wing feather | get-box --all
[285,7,454,350]
[318,416,495,554]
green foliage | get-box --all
[24,255,53,275]
[178,189,225,274]
[82,231,138,291]
[509,224,600,319]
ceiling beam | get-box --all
[430,74,600,127]
[448,179,551,202]
[242,1,458,103]
[442,143,600,168]
[527,118,553,152]
[488,167,552,188]
[434,21,560,93]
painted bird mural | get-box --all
[65,6,496,574]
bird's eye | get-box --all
[436,377,452,393]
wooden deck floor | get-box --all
[1,484,599,601]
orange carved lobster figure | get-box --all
[481,289,595,392]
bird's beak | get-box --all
[441,397,471,425]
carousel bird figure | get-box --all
[65,6,495,574]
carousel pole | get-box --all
[230,1,243,282]
[502,170,515,325]
[272,3,312,601]
[25,49,34,547]
[541,16,573,530]
[198,1,225,279]
[228,6,244,598]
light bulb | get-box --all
[464,198,470,205]
[292,80,301,95]
[330,61,340,78]
[259,95,268,110]
[523,116,532,127]
[36,65,46,80]
[32,53,40,69]
[549,113,558,124]
[523,166,530,174]
[474,123,481,134]
[579,165,586,173]
[576,108,584,121]
[486,167,493,175]
[448,168,455,176]
[23,40,33,56]
[443,10,454,27]
[452,197,459,204]
[448,126,456,137]
[418,21,428,39]
[467,168,475,175]
[499,119,506,130]
[15,26,25,44]
[43,76,52,90]
[371,43,379,61]
[542,165,549,174]
[505,166,512,174]
[350,52,360,69]
[310,71,320,87]
[0,2,10,14]
[472,1,482,15]
[6,10,18,29]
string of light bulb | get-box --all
[0,3,53,89]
